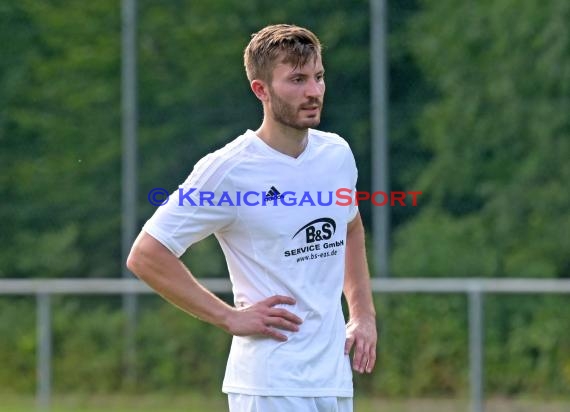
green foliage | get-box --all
[52,298,125,392]
[393,0,570,277]
[0,0,121,278]
[358,295,469,397]
[51,296,231,393]
[486,295,570,395]
[1,297,569,397]
[0,0,374,278]
[0,297,231,394]
[393,209,500,277]
[12,225,81,277]
[135,297,230,392]
[0,299,36,392]
[1,0,569,399]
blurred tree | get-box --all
[135,0,377,274]
[0,0,380,278]
[0,0,121,277]
[1,0,569,397]
[392,0,570,278]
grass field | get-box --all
[2,394,569,412]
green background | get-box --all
[1,0,569,402]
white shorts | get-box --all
[227,394,353,412]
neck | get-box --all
[255,119,308,158]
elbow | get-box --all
[126,240,153,281]
[126,245,143,278]
[126,232,173,281]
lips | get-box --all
[300,99,322,111]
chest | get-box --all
[225,161,353,251]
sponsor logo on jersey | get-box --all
[292,217,336,243]
[285,217,344,261]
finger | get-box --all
[352,340,366,373]
[365,345,377,373]
[344,336,355,355]
[265,295,296,307]
[267,316,300,332]
[261,326,288,342]
[269,308,303,324]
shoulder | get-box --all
[308,129,355,161]
[309,129,353,151]
[195,132,254,171]
[184,131,255,190]
[308,129,358,180]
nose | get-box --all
[305,78,325,99]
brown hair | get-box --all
[244,24,322,83]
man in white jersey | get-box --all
[127,24,377,412]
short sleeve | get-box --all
[143,156,237,258]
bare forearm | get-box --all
[344,214,375,319]
[127,232,233,331]
[127,232,303,341]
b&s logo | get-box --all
[292,217,336,244]
[285,217,343,260]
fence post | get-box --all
[37,293,52,411]
[468,288,484,412]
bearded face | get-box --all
[265,56,325,131]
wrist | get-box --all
[349,309,376,322]
[217,306,238,335]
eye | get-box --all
[292,77,304,84]
[316,73,325,82]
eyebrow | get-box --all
[288,69,325,78]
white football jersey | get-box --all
[144,129,358,397]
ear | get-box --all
[251,79,269,102]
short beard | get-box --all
[268,87,321,130]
